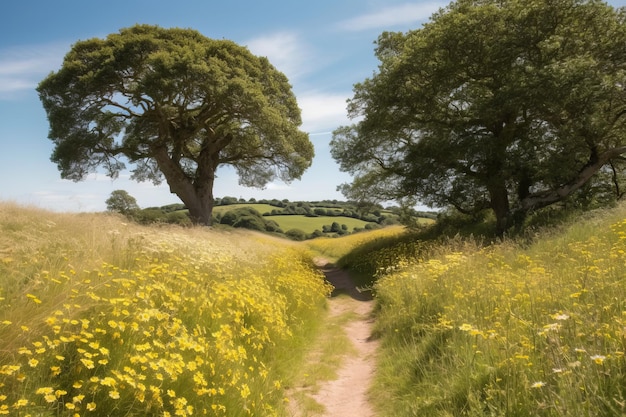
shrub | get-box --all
[285,228,307,241]
[105,190,139,216]
[264,219,282,233]
[165,211,191,226]
[233,215,266,231]
[133,208,166,224]
[308,229,324,239]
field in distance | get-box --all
[212,202,435,234]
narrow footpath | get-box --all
[288,259,379,417]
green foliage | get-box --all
[213,204,277,216]
[233,215,267,232]
[218,207,281,233]
[132,208,191,227]
[37,25,313,225]
[285,228,307,241]
[132,208,167,224]
[105,190,139,216]
[331,0,626,235]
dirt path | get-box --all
[288,259,378,417]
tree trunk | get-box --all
[487,180,511,237]
[185,180,215,226]
[152,146,216,226]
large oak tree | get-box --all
[38,25,313,225]
[331,0,626,234]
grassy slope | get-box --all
[356,205,626,417]
[0,202,331,417]
[213,203,434,235]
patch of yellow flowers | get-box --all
[374,216,626,415]
[0,233,331,416]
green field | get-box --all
[212,203,375,233]
[213,203,277,214]
[270,215,371,233]
[211,203,435,235]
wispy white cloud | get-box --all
[244,31,314,81]
[298,91,351,134]
[0,42,67,98]
[337,2,445,32]
[265,182,291,191]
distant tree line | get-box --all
[106,190,436,239]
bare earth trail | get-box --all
[288,259,379,417]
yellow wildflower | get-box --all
[590,354,606,365]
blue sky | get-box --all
[2,1,625,212]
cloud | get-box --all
[244,32,350,133]
[30,190,104,212]
[0,42,67,98]
[244,31,314,81]
[297,91,351,134]
[265,182,291,191]
[337,2,445,32]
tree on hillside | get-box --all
[106,189,139,215]
[330,0,626,235]
[38,24,314,225]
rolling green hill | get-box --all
[131,200,436,239]
[270,215,370,233]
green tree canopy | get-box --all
[38,25,313,225]
[331,0,626,234]
[105,189,139,215]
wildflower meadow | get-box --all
[371,208,626,416]
[0,203,331,416]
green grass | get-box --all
[364,204,626,417]
[303,227,406,262]
[271,215,371,234]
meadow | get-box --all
[356,207,626,416]
[3,199,625,417]
[0,203,332,416]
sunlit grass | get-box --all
[305,226,407,263]
[0,202,331,416]
[370,205,626,416]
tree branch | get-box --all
[99,97,142,118]
[521,146,626,211]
